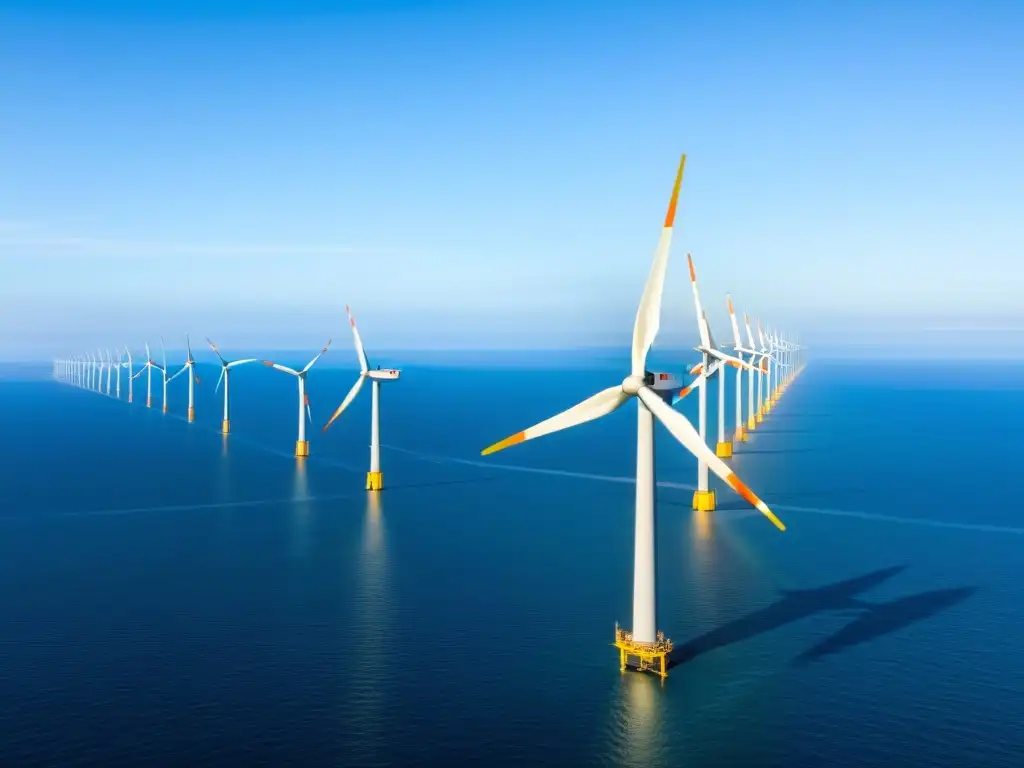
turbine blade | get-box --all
[346,305,369,373]
[481,385,629,456]
[206,337,227,365]
[263,361,300,376]
[630,154,686,376]
[687,253,712,349]
[161,336,166,367]
[304,392,311,423]
[322,375,365,432]
[186,333,193,361]
[215,368,225,393]
[226,358,258,369]
[301,339,332,374]
[671,373,706,405]
[727,295,743,350]
[638,387,785,531]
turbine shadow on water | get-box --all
[793,585,978,665]
[667,565,908,669]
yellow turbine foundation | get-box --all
[715,441,733,458]
[366,471,383,491]
[735,427,749,443]
[692,489,717,511]
[221,419,230,434]
[747,416,756,431]
[187,406,195,423]
[756,411,764,423]
[295,440,310,458]
[614,625,671,678]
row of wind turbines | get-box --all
[51,306,400,492]
[479,153,806,677]
[52,152,805,679]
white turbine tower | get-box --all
[744,315,767,426]
[123,346,135,403]
[105,349,113,395]
[168,334,201,422]
[97,349,108,393]
[479,155,785,678]
[263,340,332,457]
[322,304,402,491]
[206,338,258,435]
[157,337,171,413]
[726,296,760,442]
[132,342,158,408]
[114,349,123,399]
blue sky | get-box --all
[2,0,1022,358]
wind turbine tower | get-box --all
[322,305,402,491]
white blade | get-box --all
[726,295,743,350]
[322,375,365,432]
[124,345,132,363]
[637,387,785,531]
[145,342,151,363]
[305,392,312,423]
[262,361,299,376]
[206,337,227,366]
[686,253,712,349]
[226,358,258,370]
[707,348,755,370]
[346,305,369,373]
[186,333,193,361]
[743,314,757,350]
[631,154,686,376]
[161,336,167,368]
[215,367,225,393]
[131,368,145,380]
[671,359,724,405]
[167,365,188,383]
[482,385,629,455]
[301,339,332,374]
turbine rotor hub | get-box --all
[621,375,645,395]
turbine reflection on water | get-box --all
[289,460,312,560]
[608,670,668,768]
[346,491,391,763]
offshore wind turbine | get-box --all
[123,346,135,403]
[114,349,122,399]
[479,154,785,678]
[726,296,760,442]
[168,335,201,422]
[744,315,767,425]
[206,338,258,434]
[322,305,402,491]
[263,340,332,457]
[132,342,158,408]
[104,349,113,395]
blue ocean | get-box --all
[2,354,1023,766]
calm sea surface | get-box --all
[1,357,1022,766]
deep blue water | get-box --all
[2,356,1023,766]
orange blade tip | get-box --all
[662,154,686,228]
[481,431,525,456]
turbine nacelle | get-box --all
[367,368,401,381]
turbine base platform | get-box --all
[128,395,133,403]
[187,407,195,423]
[146,397,151,408]
[747,416,756,431]
[692,489,717,511]
[295,440,310,458]
[162,405,168,414]
[221,419,230,434]
[715,441,733,458]
[614,624,671,678]
[756,412,764,423]
[366,471,383,491]
[735,427,748,443]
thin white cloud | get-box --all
[0,231,402,257]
